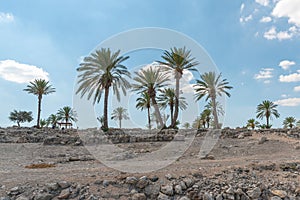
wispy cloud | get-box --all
[260,16,272,23]
[279,70,300,82]
[263,27,293,40]
[255,0,270,6]
[0,60,49,84]
[275,98,300,107]
[0,12,14,23]
[254,68,273,80]
[279,60,296,70]
[294,86,300,92]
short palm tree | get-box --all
[183,122,191,129]
[111,107,129,128]
[40,119,47,128]
[57,106,77,129]
[76,48,130,130]
[256,100,280,129]
[158,47,199,128]
[24,79,55,128]
[9,110,33,127]
[247,118,260,130]
[136,92,152,129]
[157,88,187,126]
[194,72,232,129]
[283,116,296,129]
[132,66,170,128]
[47,114,58,128]
[201,109,211,128]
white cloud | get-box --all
[281,94,289,98]
[0,60,49,84]
[0,12,14,23]
[260,16,272,23]
[279,70,300,82]
[240,14,253,23]
[274,98,300,106]
[263,26,293,40]
[294,86,300,92]
[256,0,270,6]
[264,27,277,39]
[279,60,296,70]
[254,68,274,80]
[272,0,300,27]
[263,80,271,84]
[240,3,245,13]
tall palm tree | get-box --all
[194,72,232,129]
[247,118,260,130]
[157,88,188,126]
[24,79,55,128]
[256,100,280,129]
[283,116,296,129]
[47,114,58,128]
[111,107,129,128]
[76,48,130,130]
[205,100,224,117]
[132,66,170,128]
[57,106,77,129]
[136,92,152,129]
[158,47,199,128]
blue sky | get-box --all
[1,0,300,128]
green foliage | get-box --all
[9,110,33,127]
[256,100,280,129]
[47,114,58,128]
[283,116,296,129]
[111,107,129,128]
[183,122,190,129]
[57,106,77,128]
[246,118,260,130]
[136,92,152,129]
[40,119,47,128]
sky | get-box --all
[1,0,300,128]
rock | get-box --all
[0,197,11,200]
[226,186,234,194]
[9,186,21,195]
[58,181,71,189]
[270,197,281,200]
[93,180,102,185]
[35,193,53,200]
[203,193,213,200]
[45,182,59,191]
[165,174,174,180]
[216,194,223,200]
[179,196,190,200]
[174,185,182,194]
[160,184,173,196]
[149,175,159,182]
[179,181,187,190]
[144,184,160,198]
[183,178,194,188]
[102,180,110,187]
[157,192,170,200]
[15,196,29,200]
[57,189,70,199]
[125,176,138,185]
[136,176,148,189]
[271,189,287,198]
[295,145,300,150]
[247,187,261,199]
[258,136,268,144]
[132,193,146,200]
[238,133,245,139]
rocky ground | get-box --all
[0,127,299,200]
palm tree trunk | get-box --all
[119,118,121,129]
[170,103,174,126]
[147,107,151,130]
[37,95,42,128]
[171,76,180,128]
[151,97,164,128]
[17,121,20,127]
[65,119,68,129]
[211,96,219,129]
[266,116,269,129]
[103,87,109,130]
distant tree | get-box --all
[247,118,260,130]
[194,72,232,129]
[136,92,152,129]
[183,122,191,129]
[111,107,129,128]
[201,109,211,128]
[47,114,58,128]
[9,110,33,127]
[40,119,47,128]
[205,100,224,117]
[283,116,296,129]
[256,100,280,129]
[192,116,202,129]
[57,106,77,129]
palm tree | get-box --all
[40,119,47,128]
[47,114,58,128]
[158,47,199,128]
[205,100,224,117]
[192,116,202,129]
[201,109,211,128]
[24,79,55,128]
[111,107,129,128]
[97,116,105,128]
[9,110,33,127]
[76,48,130,130]
[194,72,232,129]
[132,66,170,128]
[256,100,280,129]
[247,118,260,130]
[157,88,188,126]
[57,106,77,129]
[136,92,152,129]
[183,122,190,129]
[283,116,296,129]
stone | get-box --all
[295,145,300,150]
[258,137,268,144]
[35,193,53,200]
[132,193,146,200]
[179,181,187,190]
[238,133,245,139]
[125,176,138,185]
[157,192,170,200]
[102,180,110,187]
[0,197,11,200]
[57,189,70,199]
[247,187,261,199]
[165,174,174,180]
[271,189,287,198]
[16,196,29,200]
[149,175,159,182]
[45,182,59,191]
[226,186,234,194]
[179,196,190,200]
[174,185,182,194]
[144,184,160,198]
[136,177,148,189]
[203,193,213,200]
[160,184,173,196]
[216,194,223,200]
[58,181,71,189]
[183,178,194,188]
[270,197,281,200]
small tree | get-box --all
[283,117,296,129]
[247,119,260,130]
[256,100,280,129]
[111,107,129,128]
[9,110,33,127]
[47,114,58,128]
[57,106,77,129]
[183,122,191,129]
[40,119,47,128]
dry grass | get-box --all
[25,163,56,169]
